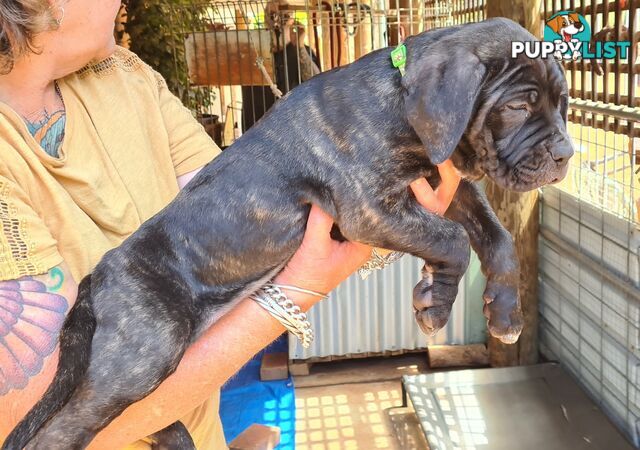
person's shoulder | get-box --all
[76,46,145,78]
[68,46,161,93]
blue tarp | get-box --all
[219,335,295,450]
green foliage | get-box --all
[121,0,213,112]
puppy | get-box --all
[4,18,573,450]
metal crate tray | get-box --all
[401,363,635,450]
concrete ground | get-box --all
[293,354,431,450]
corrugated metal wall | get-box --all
[289,252,487,360]
[539,186,640,447]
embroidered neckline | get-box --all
[76,47,143,79]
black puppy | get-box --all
[4,18,572,449]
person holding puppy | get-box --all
[0,0,459,448]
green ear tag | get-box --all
[390,44,407,76]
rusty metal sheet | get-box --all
[185,30,274,86]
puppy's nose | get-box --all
[575,22,583,30]
[550,140,574,164]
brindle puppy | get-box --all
[4,18,572,450]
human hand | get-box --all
[410,160,461,216]
[274,161,461,308]
[274,205,372,309]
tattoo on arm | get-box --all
[0,269,69,394]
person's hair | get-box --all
[0,0,55,74]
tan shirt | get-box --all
[0,47,226,450]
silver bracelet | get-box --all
[267,283,329,300]
[250,285,314,348]
[358,248,404,279]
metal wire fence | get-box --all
[559,100,639,223]
[538,7,640,441]
[539,101,640,447]
[165,0,445,147]
[543,0,640,109]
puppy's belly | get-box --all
[191,264,286,341]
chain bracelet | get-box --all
[358,248,404,279]
[250,285,314,348]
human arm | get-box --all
[0,263,77,439]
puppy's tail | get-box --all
[2,274,96,450]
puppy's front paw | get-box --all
[412,265,459,336]
[483,279,523,344]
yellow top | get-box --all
[0,47,226,450]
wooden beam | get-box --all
[484,0,542,367]
[427,344,489,368]
[485,0,542,36]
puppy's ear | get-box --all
[546,16,562,34]
[403,46,485,164]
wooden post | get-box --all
[427,344,489,368]
[484,0,542,367]
[486,0,542,38]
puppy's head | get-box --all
[546,12,584,39]
[403,18,573,192]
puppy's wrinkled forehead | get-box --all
[511,55,567,99]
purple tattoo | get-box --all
[0,277,68,394]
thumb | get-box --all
[410,178,438,214]
[302,204,335,250]
[435,160,461,214]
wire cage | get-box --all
[539,103,640,446]
[538,1,640,445]
[165,0,450,148]
[542,0,640,223]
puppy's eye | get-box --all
[505,104,528,111]
[528,91,539,104]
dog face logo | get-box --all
[546,12,584,42]
[541,11,592,60]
